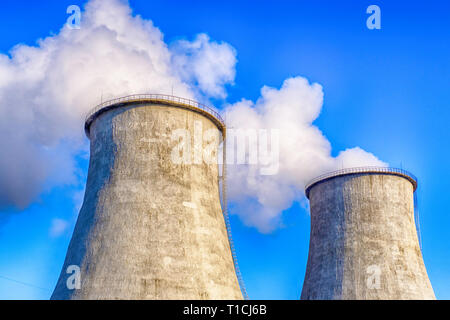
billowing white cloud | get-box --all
[225,77,387,233]
[0,0,236,209]
[171,33,237,99]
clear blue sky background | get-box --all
[0,0,449,299]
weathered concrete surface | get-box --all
[51,103,242,300]
[301,173,435,300]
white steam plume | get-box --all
[171,33,237,99]
[225,77,387,232]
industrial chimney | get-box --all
[301,167,435,300]
[51,94,244,300]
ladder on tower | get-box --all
[221,127,249,300]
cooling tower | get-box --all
[51,94,243,300]
[301,167,435,300]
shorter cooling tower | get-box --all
[51,94,243,300]
[301,167,435,300]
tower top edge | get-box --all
[304,166,418,199]
[84,94,225,138]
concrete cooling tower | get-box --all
[301,167,435,300]
[51,94,244,300]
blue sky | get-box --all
[0,0,449,299]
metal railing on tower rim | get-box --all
[84,94,225,138]
[305,166,418,199]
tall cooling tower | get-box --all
[51,94,243,300]
[301,167,435,300]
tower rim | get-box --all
[84,93,225,138]
[305,166,418,199]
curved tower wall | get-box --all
[301,170,435,300]
[51,100,242,300]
